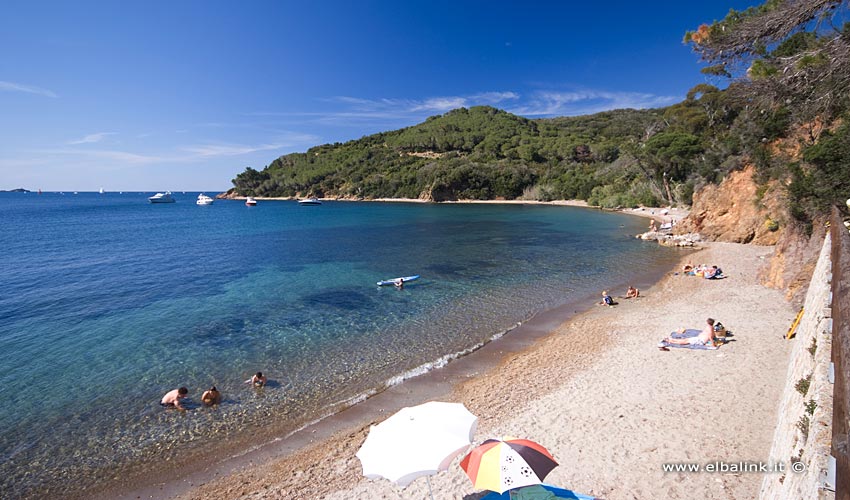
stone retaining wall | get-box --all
[760,234,835,499]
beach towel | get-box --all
[481,484,597,499]
[658,329,719,350]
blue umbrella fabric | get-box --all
[481,484,597,499]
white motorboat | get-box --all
[196,193,214,205]
[245,196,257,206]
[149,191,175,203]
[298,197,322,205]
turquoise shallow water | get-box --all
[0,192,680,498]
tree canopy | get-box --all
[685,0,850,120]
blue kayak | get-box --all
[376,275,420,286]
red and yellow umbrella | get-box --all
[460,437,558,494]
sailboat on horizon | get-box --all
[99,187,105,194]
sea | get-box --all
[0,192,683,498]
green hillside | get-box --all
[232,0,850,222]
[232,88,771,209]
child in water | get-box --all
[245,371,267,387]
[201,386,222,406]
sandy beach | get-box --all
[157,241,795,500]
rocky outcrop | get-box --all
[759,220,828,305]
[637,231,702,247]
[216,189,239,199]
[675,165,785,245]
[675,163,826,305]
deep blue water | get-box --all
[0,192,680,498]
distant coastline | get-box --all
[0,188,30,192]
[220,193,689,225]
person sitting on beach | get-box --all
[626,286,639,299]
[663,318,717,347]
[245,372,267,387]
[201,386,222,406]
[161,387,189,410]
[704,265,723,279]
[599,290,614,307]
[649,220,657,232]
[683,262,694,274]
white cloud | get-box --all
[182,142,287,158]
[179,130,318,158]
[0,81,58,98]
[305,91,521,125]
[469,91,520,104]
[510,89,678,116]
[246,87,671,133]
[64,149,163,164]
[410,97,468,112]
[67,132,116,145]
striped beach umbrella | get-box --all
[460,437,558,494]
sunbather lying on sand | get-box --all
[663,318,716,346]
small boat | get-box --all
[377,275,420,286]
[148,191,175,203]
[245,196,257,206]
[196,193,214,205]
[99,187,104,194]
[298,197,322,205]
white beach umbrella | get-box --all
[356,401,478,498]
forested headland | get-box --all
[230,0,850,226]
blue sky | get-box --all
[1,1,756,192]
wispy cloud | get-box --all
[470,91,520,104]
[273,91,522,127]
[327,91,520,115]
[67,132,116,145]
[509,89,678,117]
[181,132,319,158]
[35,132,318,169]
[53,148,164,164]
[182,142,287,158]
[409,97,469,112]
[246,87,671,132]
[0,80,58,98]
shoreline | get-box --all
[108,262,680,500]
[225,194,686,223]
[162,241,793,500]
[98,209,687,500]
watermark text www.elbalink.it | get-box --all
[662,461,807,474]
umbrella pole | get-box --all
[426,476,435,500]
